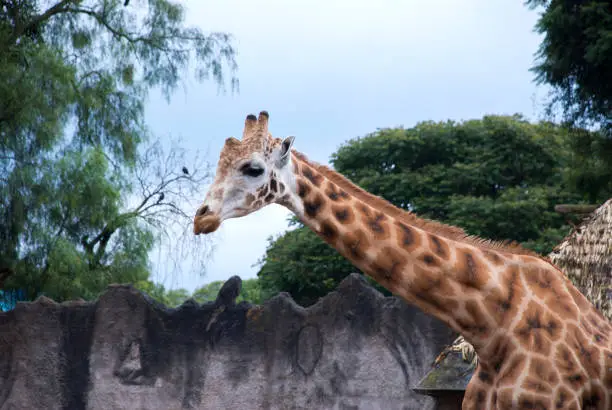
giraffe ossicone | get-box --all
[194,110,612,410]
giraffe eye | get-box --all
[239,163,264,178]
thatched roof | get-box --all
[414,199,612,395]
[549,198,612,320]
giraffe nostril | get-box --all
[196,205,209,217]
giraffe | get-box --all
[193,111,612,409]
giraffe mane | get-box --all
[292,150,539,257]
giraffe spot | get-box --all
[428,234,449,259]
[581,384,605,409]
[304,193,324,218]
[483,334,516,373]
[604,350,612,389]
[363,211,390,240]
[514,301,554,356]
[269,179,278,192]
[325,183,348,202]
[592,332,608,346]
[555,386,572,409]
[482,249,504,265]
[245,193,256,206]
[456,250,488,290]
[497,388,514,409]
[497,352,527,387]
[534,357,560,385]
[278,182,285,194]
[464,300,491,333]
[370,246,405,283]
[587,312,611,335]
[517,394,550,410]
[476,389,486,403]
[297,179,310,198]
[319,220,339,243]
[410,266,459,313]
[483,266,524,325]
[523,375,553,395]
[302,165,323,186]
[555,345,588,389]
[264,193,274,203]
[477,370,491,383]
[332,205,354,224]
[253,199,262,208]
[567,323,601,378]
[420,253,438,266]
[395,221,420,250]
[567,282,592,311]
[342,229,371,261]
[566,373,584,388]
[277,194,291,207]
[540,282,579,321]
[258,185,269,198]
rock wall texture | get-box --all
[0,273,456,410]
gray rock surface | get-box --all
[0,273,455,410]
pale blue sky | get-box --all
[144,0,548,292]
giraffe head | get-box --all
[193,111,296,234]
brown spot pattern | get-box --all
[297,179,310,198]
[514,300,557,356]
[456,250,489,289]
[370,246,405,283]
[483,249,504,265]
[395,221,420,250]
[245,193,255,206]
[332,205,354,224]
[302,164,323,186]
[325,183,349,202]
[517,393,550,410]
[362,210,390,240]
[567,323,601,378]
[342,229,371,260]
[319,220,339,243]
[428,234,449,259]
[483,266,524,325]
[304,193,324,218]
[496,352,527,387]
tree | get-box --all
[527,0,612,132]
[257,115,611,305]
[0,0,237,301]
[192,278,264,305]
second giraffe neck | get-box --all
[284,151,539,353]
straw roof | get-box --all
[549,198,612,320]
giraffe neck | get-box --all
[282,151,518,350]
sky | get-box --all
[144,0,548,292]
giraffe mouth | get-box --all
[193,215,221,235]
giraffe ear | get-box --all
[277,136,295,168]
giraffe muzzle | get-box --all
[193,205,221,235]
[193,214,221,235]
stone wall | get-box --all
[0,273,456,410]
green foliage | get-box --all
[192,278,264,305]
[257,115,610,305]
[0,1,236,301]
[527,0,611,131]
